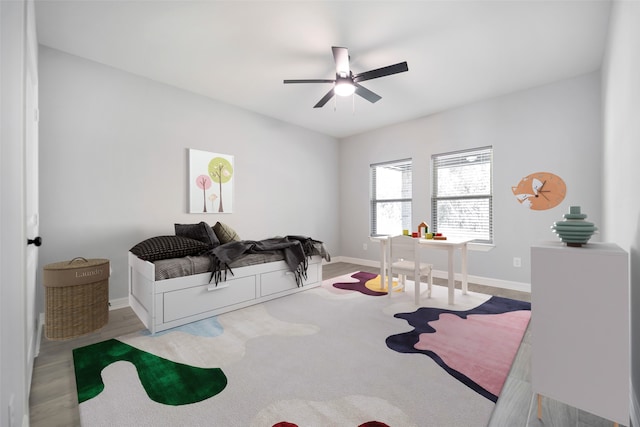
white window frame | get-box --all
[431,147,493,244]
[370,159,412,236]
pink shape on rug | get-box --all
[415,310,530,396]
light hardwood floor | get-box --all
[29,262,623,427]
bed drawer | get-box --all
[260,264,318,297]
[163,275,256,323]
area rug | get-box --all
[73,272,530,426]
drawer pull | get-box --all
[207,283,230,292]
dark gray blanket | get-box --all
[208,235,330,287]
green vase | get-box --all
[550,206,597,247]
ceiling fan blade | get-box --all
[284,79,335,84]
[332,46,350,76]
[354,83,382,104]
[353,61,409,83]
[313,88,335,108]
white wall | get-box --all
[339,72,602,287]
[37,46,340,307]
[601,1,640,424]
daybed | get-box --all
[128,222,329,334]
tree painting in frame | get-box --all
[189,149,234,213]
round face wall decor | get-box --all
[511,172,566,210]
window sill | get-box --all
[468,243,495,252]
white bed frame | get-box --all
[128,252,323,334]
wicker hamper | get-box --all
[43,257,109,340]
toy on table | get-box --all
[418,222,429,238]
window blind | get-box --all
[370,159,412,236]
[431,147,493,243]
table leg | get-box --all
[537,394,542,419]
[447,248,454,305]
[379,239,387,291]
[461,244,468,295]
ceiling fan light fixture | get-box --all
[334,78,355,97]
[283,46,408,108]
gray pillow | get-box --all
[175,222,220,248]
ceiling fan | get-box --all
[283,46,409,108]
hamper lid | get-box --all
[44,257,109,271]
[43,257,110,287]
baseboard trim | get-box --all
[459,273,531,293]
[330,256,531,293]
[332,256,379,268]
[631,382,638,427]
[35,312,44,357]
[109,297,130,310]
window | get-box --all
[431,147,493,243]
[370,159,412,236]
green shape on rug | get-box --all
[73,338,227,405]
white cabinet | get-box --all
[531,242,629,425]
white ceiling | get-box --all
[35,0,612,139]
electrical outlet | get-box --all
[362,243,368,251]
[513,257,522,268]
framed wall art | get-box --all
[189,149,234,213]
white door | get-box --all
[0,1,32,427]
[24,0,40,382]
[0,1,38,425]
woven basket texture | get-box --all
[45,280,108,340]
[44,258,109,340]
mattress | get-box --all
[153,252,285,280]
